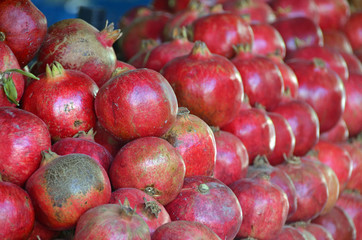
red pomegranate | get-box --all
[25,152,112,230]
[74,202,151,239]
[112,60,136,77]
[221,108,276,163]
[273,60,299,99]
[270,0,319,24]
[119,6,153,29]
[128,39,159,68]
[95,68,178,142]
[0,177,35,239]
[27,221,59,240]
[162,108,216,177]
[339,51,362,74]
[109,137,185,205]
[340,140,362,192]
[165,176,242,240]
[0,107,51,186]
[22,62,99,141]
[212,128,249,186]
[51,129,113,171]
[151,221,221,240]
[35,18,121,87]
[293,222,333,240]
[343,12,362,51]
[320,118,349,142]
[109,188,171,235]
[161,41,244,127]
[0,0,47,67]
[315,0,350,30]
[229,173,289,239]
[93,121,124,157]
[268,225,308,240]
[323,29,353,54]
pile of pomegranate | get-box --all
[0,0,361,239]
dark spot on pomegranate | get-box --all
[74,120,83,127]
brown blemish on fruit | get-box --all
[0,32,5,41]
[74,120,83,127]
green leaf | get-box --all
[3,76,19,106]
[3,68,39,80]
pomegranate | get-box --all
[51,129,113,171]
[273,60,299,99]
[293,222,333,240]
[229,173,289,239]
[162,108,216,177]
[0,0,47,67]
[35,18,121,87]
[113,60,136,77]
[342,139,362,192]
[320,118,349,142]
[339,51,362,74]
[95,68,178,142]
[0,176,35,239]
[25,152,112,230]
[212,128,249,186]
[93,121,124,157]
[74,201,151,239]
[276,156,328,222]
[151,221,221,240]
[161,41,244,127]
[315,0,350,30]
[119,6,153,29]
[168,0,224,13]
[287,58,346,133]
[269,0,319,24]
[343,12,362,51]
[312,206,357,240]
[268,225,308,240]
[27,221,59,240]
[109,137,185,205]
[128,39,159,68]
[221,108,276,163]
[22,62,99,141]
[323,29,353,54]
[0,107,51,186]
[165,176,242,240]
[109,188,171,235]
[190,12,253,58]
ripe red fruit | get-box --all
[113,60,136,77]
[222,108,276,163]
[22,62,99,141]
[74,202,151,239]
[315,0,350,30]
[109,188,171,235]
[320,118,349,142]
[109,137,185,205]
[27,221,59,240]
[128,39,159,68]
[270,0,319,24]
[152,221,221,240]
[191,12,253,58]
[339,51,362,74]
[161,41,244,127]
[165,176,242,240]
[51,129,113,171]
[0,107,51,186]
[293,222,333,240]
[0,0,47,67]
[229,173,289,239]
[162,108,216,177]
[273,60,299,99]
[343,12,362,51]
[212,129,249,186]
[119,6,153,30]
[0,177,35,239]
[95,68,178,142]
[268,225,308,240]
[93,121,124,157]
[340,140,362,192]
[323,29,353,54]
[25,152,112,230]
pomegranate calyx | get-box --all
[177,107,190,116]
[111,66,133,77]
[45,62,65,79]
[209,4,224,13]
[306,149,319,158]
[0,173,2,181]
[171,26,188,41]
[233,43,252,55]
[236,0,252,9]
[284,155,301,165]
[73,128,96,141]
[143,197,161,218]
[276,6,292,15]
[198,183,210,194]
[190,41,212,58]
[253,155,270,167]
[313,58,327,69]
[291,221,307,227]
[210,126,220,133]
[0,32,5,41]
[144,186,162,197]
[255,171,271,181]
[294,37,307,49]
[40,149,60,167]
[0,74,18,106]
[98,21,122,47]
[119,198,137,216]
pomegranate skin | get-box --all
[268,225,308,240]
[323,29,353,54]
[341,141,362,192]
[222,108,276,163]
[165,176,242,240]
[162,110,216,177]
[213,130,249,186]
[315,0,350,31]
[274,60,299,99]
[95,68,178,142]
[0,107,51,186]
[294,222,333,240]
[27,221,59,240]
[0,42,25,107]
[270,0,319,24]
[0,0,47,67]
[229,175,289,239]
[161,41,244,127]
[109,188,171,235]
[25,153,112,231]
[109,137,186,205]
[0,180,35,240]
[320,118,349,142]
[340,51,362,74]
[343,12,362,51]
[151,221,221,240]
[93,121,124,157]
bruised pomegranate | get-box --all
[74,201,151,239]
[162,108,216,177]
[22,62,99,141]
[152,221,221,240]
[165,176,242,240]
[35,18,121,87]
[25,152,111,230]
[268,225,308,240]
[109,137,185,205]
[0,107,51,186]
[320,118,349,142]
[109,188,171,235]
[95,68,178,142]
[0,0,47,67]
[161,41,244,127]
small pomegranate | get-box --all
[109,188,171,235]
[25,152,112,230]
[320,118,349,143]
[341,140,362,192]
[109,137,185,205]
[22,62,99,141]
[165,176,242,240]
[74,201,151,240]
[268,225,308,240]
[151,221,221,240]
[112,60,136,77]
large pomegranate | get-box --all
[165,176,242,240]
[161,41,244,127]
[109,137,185,205]
[25,152,112,230]
[0,107,51,186]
